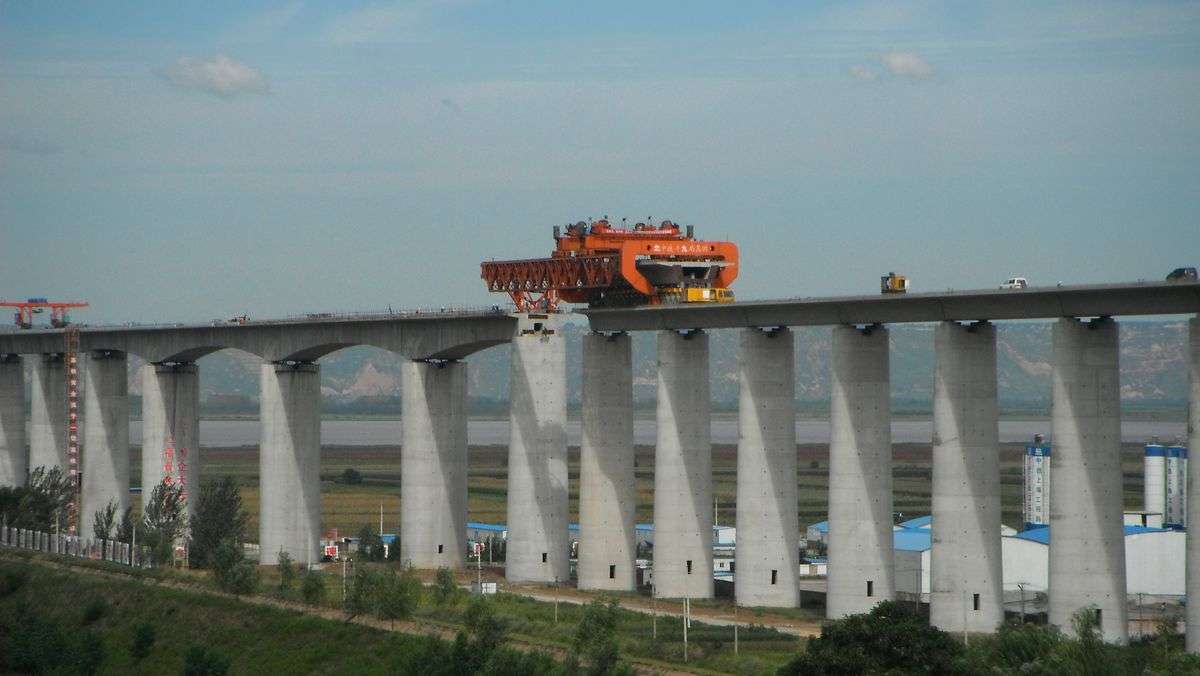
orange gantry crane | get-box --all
[1,298,89,329]
[480,218,739,311]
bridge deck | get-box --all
[580,281,1200,332]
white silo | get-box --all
[1023,434,1051,530]
[1144,439,1167,516]
[1166,445,1185,529]
[1178,445,1189,528]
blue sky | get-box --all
[1,1,1197,323]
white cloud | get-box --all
[848,65,878,81]
[879,51,934,79]
[159,56,270,99]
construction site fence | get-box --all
[0,525,153,569]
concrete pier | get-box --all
[401,359,467,569]
[0,355,25,487]
[735,327,800,608]
[141,363,200,521]
[827,324,893,618]
[1186,318,1200,652]
[80,351,130,539]
[29,354,67,472]
[929,321,1003,633]
[578,332,636,592]
[506,315,569,583]
[654,329,714,599]
[259,362,321,565]
[1049,317,1127,642]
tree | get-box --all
[142,481,185,564]
[376,568,421,629]
[574,598,622,675]
[780,600,964,675]
[341,468,363,485]
[433,567,458,605]
[190,477,248,570]
[92,500,118,540]
[115,506,135,543]
[182,644,231,676]
[301,569,325,606]
[344,565,378,619]
[451,595,504,667]
[277,551,296,595]
[356,524,384,561]
[0,466,74,531]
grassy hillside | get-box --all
[0,555,540,675]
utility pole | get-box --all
[1018,583,1026,623]
[476,543,483,589]
[683,595,689,663]
[651,577,657,640]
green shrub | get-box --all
[780,600,963,675]
[182,644,231,676]
[277,551,296,595]
[574,598,622,675]
[131,621,157,660]
[82,596,108,625]
[211,539,258,595]
[341,468,363,485]
[377,568,422,628]
[0,568,29,597]
[433,566,458,605]
[301,569,325,606]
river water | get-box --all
[127,418,1187,448]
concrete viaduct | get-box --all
[0,280,1198,645]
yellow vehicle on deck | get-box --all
[659,287,735,304]
[881,272,910,294]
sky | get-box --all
[1,1,1197,324]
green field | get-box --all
[131,438,1154,540]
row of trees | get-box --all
[780,601,1200,675]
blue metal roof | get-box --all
[899,515,932,530]
[1014,525,1171,545]
[894,529,932,552]
[808,521,829,534]
[466,522,506,532]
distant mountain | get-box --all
[152,318,1190,414]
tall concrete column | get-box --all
[930,321,1003,633]
[0,355,26,487]
[401,359,467,569]
[578,332,636,592]
[1049,317,1127,642]
[29,354,67,472]
[827,324,893,619]
[1185,318,1200,652]
[654,329,713,599]
[506,315,569,583]
[142,363,200,522]
[259,362,321,565]
[736,327,800,607]
[80,351,130,539]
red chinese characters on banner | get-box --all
[177,447,189,501]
